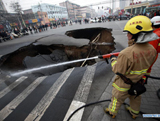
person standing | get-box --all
[29,26,33,34]
[127,16,160,82]
[156,9,160,16]
[70,20,72,25]
[104,16,158,119]
[42,25,45,31]
[45,24,48,30]
[50,23,52,29]
[146,16,160,75]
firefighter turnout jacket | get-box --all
[147,28,160,74]
[149,28,160,53]
[111,43,156,89]
[108,42,157,116]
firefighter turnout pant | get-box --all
[108,87,141,117]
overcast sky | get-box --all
[3,0,117,12]
[3,0,150,12]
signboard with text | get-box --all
[28,20,32,24]
[32,19,38,23]
[0,25,4,29]
[25,21,29,24]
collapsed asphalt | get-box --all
[0,27,115,76]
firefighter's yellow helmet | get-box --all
[123,15,153,34]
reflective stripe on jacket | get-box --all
[112,83,130,92]
[111,43,157,89]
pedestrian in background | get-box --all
[45,24,48,30]
[50,23,52,29]
[29,26,33,34]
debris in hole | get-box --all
[0,27,115,76]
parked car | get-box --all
[118,15,129,20]
[89,18,98,23]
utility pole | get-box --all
[72,3,76,20]
[91,5,93,18]
[112,0,114,14]
[131,0,134,15]
[38,2,45,24]
[65,0,69,19]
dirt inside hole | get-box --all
[0,27,116,76]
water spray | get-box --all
[11,52,120,76]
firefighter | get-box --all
[147,16,160,74]
[128,16,160,80]
[104,16,158,119]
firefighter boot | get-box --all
[125,105,138,119]
[104,107,116,119]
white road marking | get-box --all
[0,76,27,99]
[64,64,97,121]
[25,68,74,121]
[0,76,47,121]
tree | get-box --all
[10,2,26,28]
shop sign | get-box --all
[28,20,32,23]
[10,23,14,26]
[0,25,4,29]
[130,1,141,5]
[49,18,55,21]
[32,19,38,23]
[25,21,29,24]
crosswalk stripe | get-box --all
[0,76,47,121]
[24,68,74,121]
[0,76,27,99]
[63,64,97,121]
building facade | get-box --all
[120,0,131,10]
[0,0,11,31]
[59,1,81,20]
[124,1,153,15]
[31,3,68,20]
[23,9,33,14]
[79,6,97,18]
[0,0,6,11]
[112,0,131,13]
[35,11,50,24]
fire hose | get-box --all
[10,51,160,99]
[66,52,160,121]
[4,49,159,120]
[10,52,160,100]
[66,99,160,121]
[10,52,120,76]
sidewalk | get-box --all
[83,54,160,121]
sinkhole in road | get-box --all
[0,27,116,76]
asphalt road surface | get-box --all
[0,20,129,121]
